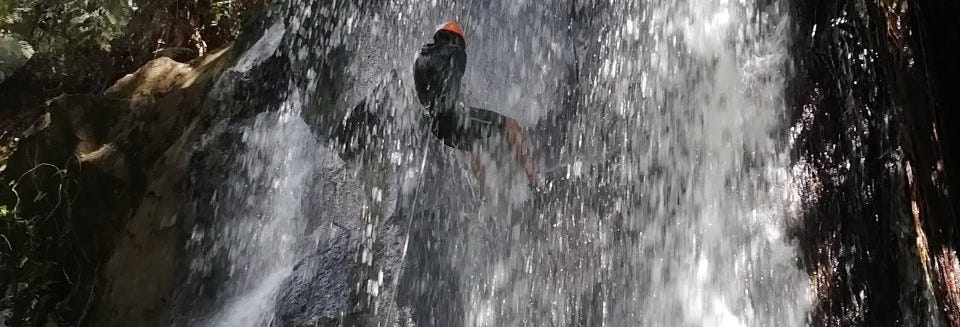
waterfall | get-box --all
[448,1,811,325]
[177,0,812,325]
[183,58,323,327]
[175,8,350,325]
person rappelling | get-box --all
[335,21,539,188]
[413,21,538,187]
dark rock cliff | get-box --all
[791,1,960,325]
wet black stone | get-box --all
[276,231,362,326]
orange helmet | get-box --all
[415,21,467,110]
[438,21,464,39]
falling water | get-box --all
[182,82,321,325]
[177,0,812,325]
[175,10,344,326]
[446,1,811,326]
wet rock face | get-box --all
[274,209,410,326]
[277,231,361,326]
[271,146,473,326]
[393,209,466,326]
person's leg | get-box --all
[434,107,539,187]
[466,107,537,187]
[470,149,486,187]
[502,117,538,187]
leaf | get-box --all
[68,12,91,26]
[101,7,116,26]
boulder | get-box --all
[0,34,34,83]
[276,231,362,326]
[94,48,236,326]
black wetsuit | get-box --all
[414,29,506,151]
[333,28,508,158]
[429,104,504,151]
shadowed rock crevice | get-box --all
[790,1,960,325]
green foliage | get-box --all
[0,163,82,326]
[0,0,268,324]
[0,0,134,53]
[211,0,237,30]
[208,0,268,48]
